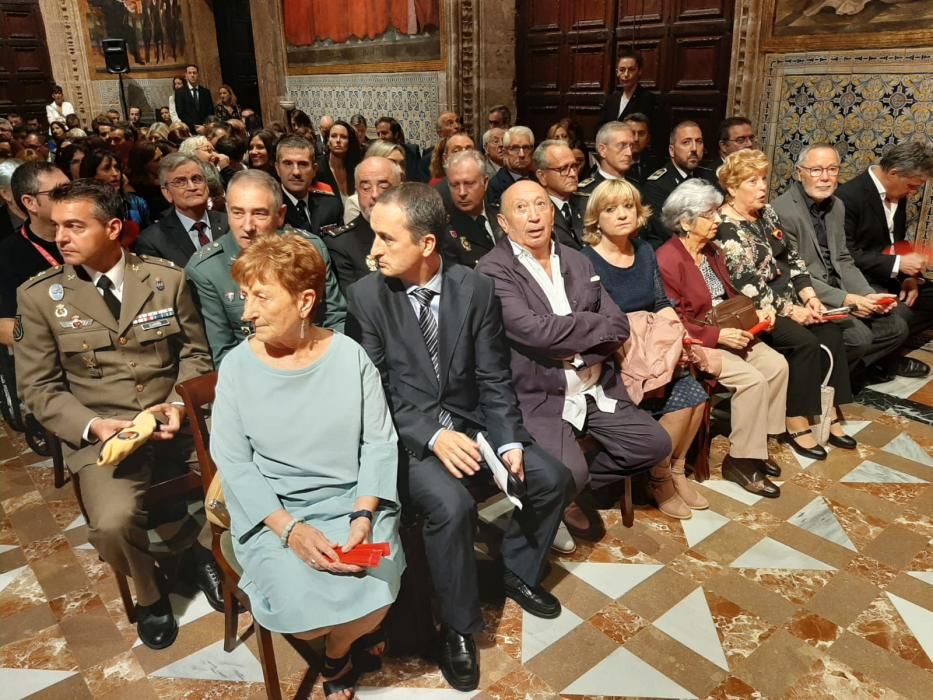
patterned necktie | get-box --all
[96,275,121,320]
[191,221,210,247]
[561,202,572,227]
[410,287,454,430]
[295,199,312,229]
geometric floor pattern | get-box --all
[1,345,931,699]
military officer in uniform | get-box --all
[15,179,216,650]
[642,121,715,249]
[275,135,344,236]
[577,122,639,197]
[323,156,401,293]
[186,169,345,365]
[533,140,587,249]
[442,150,502,266]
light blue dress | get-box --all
[211,332,405,634]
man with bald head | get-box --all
[476,180,672,548]
[323,156,401,293]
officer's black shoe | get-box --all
[439,625,479,692]
[137,596,178,650]
[193,557,226,613]
[503,568,561,619]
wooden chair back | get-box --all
[175,372,218,494]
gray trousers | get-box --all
[840,313,909,369]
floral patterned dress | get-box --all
[716,205,812,317]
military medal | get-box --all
[224,292,236,302]
[132,307,176,326]
[155,277,165,291]
[49,283,64,301]
[461,238,472,252]
[54,304,68,318]
[366,255,377,272]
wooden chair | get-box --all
[176,373,281,700]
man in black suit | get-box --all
[323,156,400,293]
[136,154,228,267]
[173,64,213,132]
[837,141,933,374]
[487,126,535,207]
[622,113,662,186]
[577,121,637,196]
[375,116,421,182]
[441,150,501,266]
[705,116,756,174]
[274,135,343,238]
[346,183,569,692]
[534,140,586,249]
[599,47,659,137]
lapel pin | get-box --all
[155,277,165,291]
[461,238,472,252]
[54,304,68,318]
[49,283,64,301]
[224,291,235,302]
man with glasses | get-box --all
[706,117,756,174]
[577,121,638,196]
[599,47,658,136]
[186,170,345,364]
[773,144,912,382]
[487,126,535,207]
[534,140,586,249]
[136,154,229,268]
[274,135,343,237]
[487,105,512,130]
[0,162,69,347]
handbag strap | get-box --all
[819,344,834,388]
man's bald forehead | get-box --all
[356,156,400,182]
[502,180,548,210]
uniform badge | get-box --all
[12,315,22,342]
[54,304,68,318]
[132,308,176,326]
[366,255,377,272]
[461,238,472,252]
[449,229,458,238]
[647,168,667,181]
[224,291,236,302]
[131,264,141,272]
[59,316,94,329]
[49,283,64,301]
[321,224,338,236]
[81,354,98,370]
[155,278,165,291]
[66,273,76,281]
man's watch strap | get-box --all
[348,509,374,522]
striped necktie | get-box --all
[410,287,454,430]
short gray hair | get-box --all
[374,182,447,243]
[880,141,933,178]
[595,121,633,147]
[227,169,283,211]
[503,126,534,149]
[661,179,723,235]
[275,135,315,161]
[482,128,503,148]
[532,139,569,170]
[445,149,487,175]
[157,152,204,187]
[0,158,23,189]
[179,135,211,156]
[795,143,839,167]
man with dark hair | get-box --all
[487,104,512,130]
[15,179,217,650]
[274,135,343,236]
[599,47,658,134]
[106,109,121,123]
[707,116,755,172]
[128,105,143,129]
[0,162,69,346]
[174,64,213,132]
[107,121,136,147]
[419,111,463,182]
[347,181,569,692]
[214,137,247,188]
[376,116,421,181]
[92,114,113,138]
[158,106,172,126]
[622,112,660,185]
[46,84,75,126]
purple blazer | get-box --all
[475,237,632,455]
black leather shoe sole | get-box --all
[828,433,857,449]
[783,433,827,460]
[504,582,561,619]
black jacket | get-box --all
[174,85,214,131]
[322,215,376,295]
[442,205,503,268]
[641,160,716,249]
[135,209,229,268]
[600,85,659,134]
[282,187,344,238]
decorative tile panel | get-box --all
[93,78,177,120]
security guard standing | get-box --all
[15,180,215,650]
[186,169,346,365]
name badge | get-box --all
[141,319,171,331]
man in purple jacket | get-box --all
[476,180,671,544]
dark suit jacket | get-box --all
[655,235,737,348]
[475,238,631,460]
[442,205,502,267]
[322,215,375,294]
[135,209,229,268]
[282,188,344,237]
[551,198,585,250]
[599,85,659,133]
[174,85,214,131]
[403,142,422,183]
[487,168,532,207]
[836,170,907,290]
[346,262,531,459]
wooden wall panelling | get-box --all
[0,1,53,121]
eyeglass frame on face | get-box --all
[196,145,215,153]
[541,164,577,177]
[165,174,207,189]
[726,135,756,146]
[508,144,532,154]
[796,165,840,178]
[697,208,721,221]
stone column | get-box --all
[476,0,516,135]
[249,0,289,127]
[727,0,766,124]
[38,0,95,123]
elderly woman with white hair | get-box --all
[179,135,226,204]
[656,179,788,498]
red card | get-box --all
[875,296,896,306]
[883,241,914,256]
[333,542,391,567]
[748,321,772,336]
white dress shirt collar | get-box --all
[84,252,127,300]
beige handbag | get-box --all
[815,345,835,446]
[205,474,230,529]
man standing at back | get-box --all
[346,183,569,692]
[174,64,213,132]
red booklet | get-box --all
[334,542,391,568]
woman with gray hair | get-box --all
[656,179,788,497]
[0,159,26,239]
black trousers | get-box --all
[840,313,909,369]
[892,282,933,337]
[403,443,569,635]
[763,315,852,417]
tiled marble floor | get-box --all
[2,345,932,699]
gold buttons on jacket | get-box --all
[119,337,128,346]
[135,384,144,392]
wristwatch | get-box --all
[348,509,374,523]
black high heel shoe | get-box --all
[827,418,857,449]
[783,430,827,460]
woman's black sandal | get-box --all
[322,651,358,699]
[351,627,386,672]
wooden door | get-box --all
[0,0,54,123]
[517,0,733,148]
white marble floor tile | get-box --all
[788,497,857,551]
[558,562,663,600]
[886,592,933,663]
[151,639,264,682]
[840,420,872,437]
[697,478,763,506]
[521,608,584,663]
[680,509,730,548]
[880,434,933,467]
[133,591,217,648]
[729,537,836,571]
[74,542,95,550]
[562,647,697,698]
[907,571,933,586]
[867,375,931,400]
[357,689,480,698]
[0,543,17,554]
[840,460,928,484]
[64,515,86,531]
[653,587,729,671]
[0,564,28,596]
[477,495,514,531]
[0,668,77,697]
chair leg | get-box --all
[253,620,282,700]
[113,568,137,623]
[52,448,66,489]
[620,477,634,528]
[222,583,238,652]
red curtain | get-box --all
[284,0,437,46]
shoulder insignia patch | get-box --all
[577,177,595,188]
[23,265,62,287]
[192,242,224,263]
[647,168,667,181]
[137,254,177,268]
[327,221,355,238]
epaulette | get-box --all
[21,265,63,289]
[310,181,336,196]
[647,167,667,181]
[324,220,356,238]
[577,176,595,188]
[189,242,226,265]
[137,254,180,270]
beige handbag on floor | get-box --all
[815,344,835,446]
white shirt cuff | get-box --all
[428,428,444,452]
[892,255,901,278]
[497,443,523,457]
[83,417,100,443]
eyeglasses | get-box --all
[196,145,215,153]
[727,136,756,145]
[797,165,840,177]
[542,164,577,177]
[508,145,532,153]
[166,175,206,189]
[698,209,720,221]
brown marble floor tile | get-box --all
[688,521,764,566]
[481,598,522,662]
[43,496,84,531]
[0,601,57,647]
[731,629,820,698]
[587,600,649,646]
[704,589,776,665]
[476,644,521,690]
[733,568,836,606]
[82,649,148,696]
[31,546,91,601]
[73,546,114,585]
[847,593,933,670]
[630,507,689,547]
[729,509,785,535]
[885,573,933,611]
[524,622,615,692]
[0,467,37,503]
[804,569,883,628]
[0,564,47,620]
[855,422,908,449]
[667,550,726,584]
[843,482,929,507]
[823,482,903,526]
[625,625,727,698]
[59,607,129,669]
[8,502,62,544]
[148,678,266,699]
[862,524,930,570]
[1,488,43,516]
[363,653,448,689]
[824,497,891,552]
[555,529,663,565]
[476,666,559,699]
[844,554,901,589]
[703,674,766,699]
[618,566,699,622]
[540,564,612,620]
[47,587,105,621]
[781,609,842,650]
[94,678,159,700]
[829,631,933,700]
[702,571,798,628]
[0,512,18,545]
[783,656,907,699]
[0,622,79,671]
[0,544,26,574]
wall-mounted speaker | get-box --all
[102,38,129,75]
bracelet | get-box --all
[280,519,299,548]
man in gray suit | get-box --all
[773,143,907,375]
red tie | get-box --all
[192,221,210,247]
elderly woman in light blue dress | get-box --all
[211,233,404,700]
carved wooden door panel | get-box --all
[0,0,53,123]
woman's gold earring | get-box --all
[299,318,306,340]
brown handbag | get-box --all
[705,293,759,330]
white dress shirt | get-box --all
[867,165,901,277]
[46,100,75,125]
[616,93,631,119]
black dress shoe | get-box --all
[828,432,857,449]
[439,626,479,692]
[783,431,827,460]
[193,557,226,613]
[722,456,780,498]
[764,457,782,478]
[503,568,561,619]
[137,597,178,649]
[891,357,931,378]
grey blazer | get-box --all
[772,183,873,308]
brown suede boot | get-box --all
[670,458,708,510]
[647,463,692,519]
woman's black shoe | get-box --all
[828,419,857,449]
[783,431,827,460]
[722,456,780,498]
[764,457,782,478]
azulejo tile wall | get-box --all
[286,71,444,150]
[758,49,933,246]
[94,78,176,120]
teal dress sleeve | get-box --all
[356,352,400,503]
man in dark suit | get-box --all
[704,116,756,174]
[323,156,400,293]
[173,64,213,132]
[375,116,421,182]
[136,154,229,267]
[346,183,569,692]
[599,47,659,137]
[487,126,535,207]
[534,140,586,249]
[622,113,662,186]
[576,121,638,197]
[274,135,343,237]
[441,150,502,266]
[773,144,910,377]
